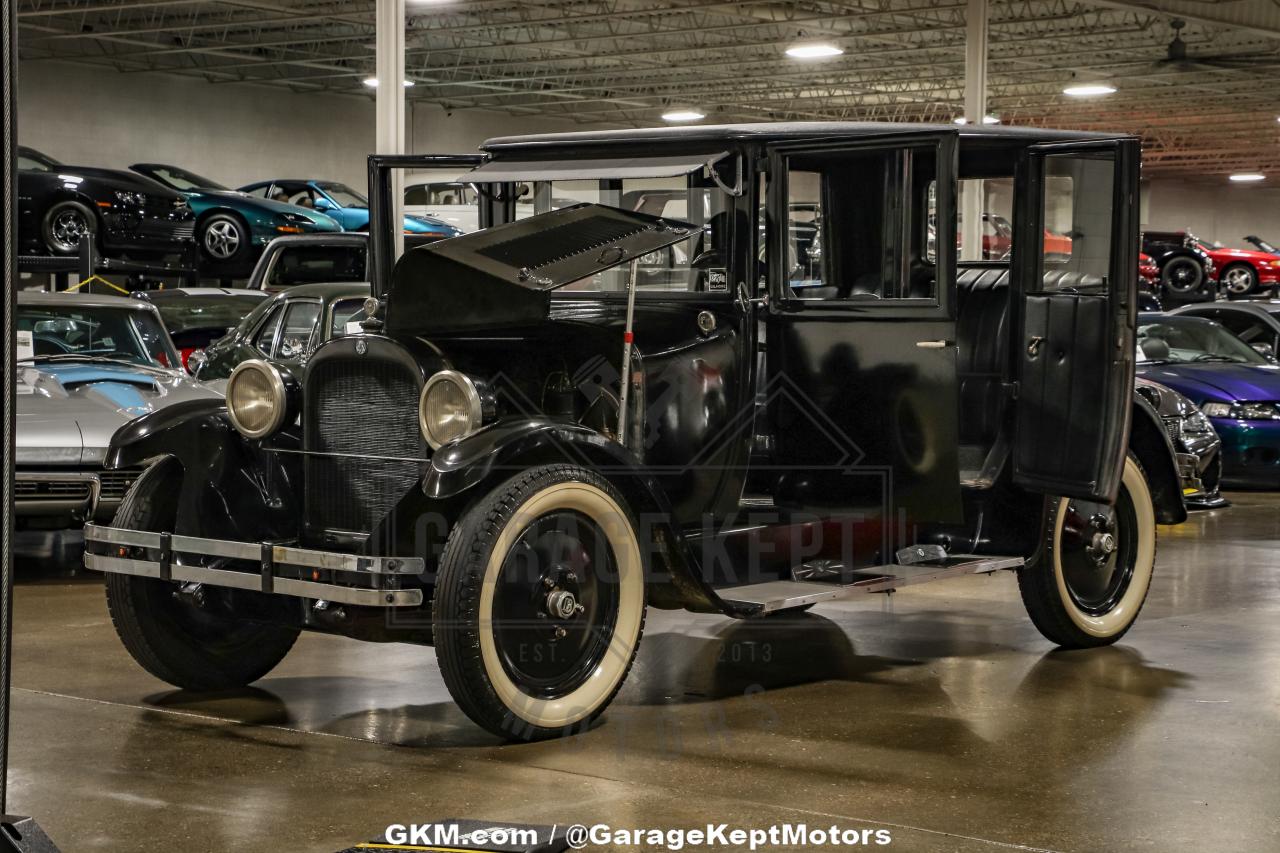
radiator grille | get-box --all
[1162,416,1183,446]
[15,479,92,500]
[304,355,426,533]
[98,468,144,500]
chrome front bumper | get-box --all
[83,523,425,607]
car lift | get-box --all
[16,237,199,293]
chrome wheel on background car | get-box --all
[200,213,249,263]
[1160,256,1204,294]
[1221,264,1257,298]
[433,465,646,741]
[42,200,95,255]
[1019,455,1156,648]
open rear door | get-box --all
[1011,138,1140,503]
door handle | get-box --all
[1027,335,1045,357]
[915,340,951,349]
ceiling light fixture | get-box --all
[363,78,415,87]
[1229,173,1265,183]
[1063,83,1116,97]
[662,109,705,122]
[786,43,844,59]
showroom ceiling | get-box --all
[15,0,1280,177]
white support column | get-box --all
[960,0,988,261]
[376,0,405,259]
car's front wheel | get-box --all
[1018,455,1156,648]
[1221,263,1258,298]
[103,458,300,690]
[199,213,251,264]
[42,200,96,255]
[433,465,646,741]
[1160,256,1204,295]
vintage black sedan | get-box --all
[85,123,1183,742]
[16,146,194,258]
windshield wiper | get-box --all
[1192,354,1245,363]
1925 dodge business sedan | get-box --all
[84,123,1185,741]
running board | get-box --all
[717,555,1024,614]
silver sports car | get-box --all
[16,291,221,530]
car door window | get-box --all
[784,145,938,302]
[252,305,284,356]
[277,301,321,360]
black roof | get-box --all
[483,121,1127,153]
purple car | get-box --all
[1137,312,1280,488]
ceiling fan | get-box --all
[1153,19,1279,71]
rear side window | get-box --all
[266,246,367,289]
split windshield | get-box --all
[494,169,734,294]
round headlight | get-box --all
[419,370,482,449]
[226,359,288,439]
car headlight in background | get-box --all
[226,359,289,439]
[1180,410,1215,435]
[1202,401,1280,420]
[276,212,312,233]
[419,370,491,449]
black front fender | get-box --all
[105,399,304,541]
[1129,397,1188,526]
[419,419,722,612]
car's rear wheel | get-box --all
[1018,455,1156,648]
[1221,263,1258,298]
[1160,256,1204,294]
[199,213,251,264]
[103,458,300,690]
[42,200,96,255]
[433,465,646,741]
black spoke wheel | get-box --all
[1160,257,1204,294]
[433,465,646,741]
[1019,455,1156,648]
[42,200,96,255]
[103,458,300,690]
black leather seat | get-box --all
[955,266,1012,446]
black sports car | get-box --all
[16,146,194,258]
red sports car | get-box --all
[1186,233,1280,297]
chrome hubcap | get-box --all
[1225,268,1253,293]
[204,220,241,259]
[545,589,580,620]
[51,210,88,250]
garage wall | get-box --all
[16,61,615,189]
[1142,179,1280,248]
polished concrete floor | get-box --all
[8,494,1280,852]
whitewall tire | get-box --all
[433,465,646,741]
[1019,454,1156,648]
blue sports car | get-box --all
[237,178,461,239]
[1137,312,1280,488]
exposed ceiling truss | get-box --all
[16,0,1280,176]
